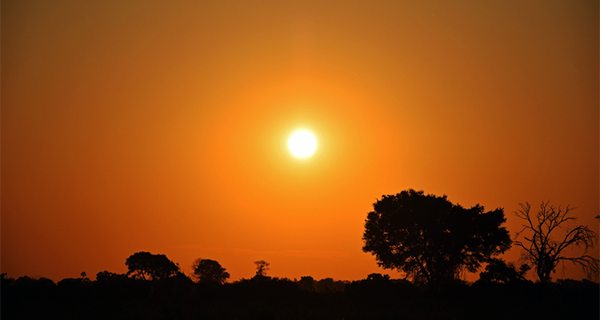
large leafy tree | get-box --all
[363,189,511,289]
[192,258,230,284]
[514,202,599,284]
[125,252,180,281]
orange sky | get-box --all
[2,0,598,282]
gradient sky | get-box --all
[2,0,598,282]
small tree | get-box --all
[254,260,270,277]
[192,258,230,284]
[253,260,270,280]
[367,273,390,281]
[80,272,91,284]
[514,202,599,284]
[125,251,180,281]
[363,189,512,289]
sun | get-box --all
[288,130,317,158]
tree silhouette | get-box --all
[192,258,230,284]
[254,260,270,277]
[95,270,125,282]
[1,273,14,287]
[477,258,530,284]
[363,189,512,289]
[514,202,599,284]
[125,252,180,281]
[298,276,315,291]
[366,273,390,281]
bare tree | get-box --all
[514,202,599,284]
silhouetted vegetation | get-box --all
[3,270,598,320]
[126,251,181,281]
[192,258,230,284]
[514,202,599,284]
[3,192,599,319]
[476,258,530,284]
[363,189,512,289]
[254,260,270,276]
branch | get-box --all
[513,240,535,258]
[554,225,598,259]
[557,255,600,280]
[513,200,599,283]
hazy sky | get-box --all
[2,0,598,282]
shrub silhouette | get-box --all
[477,258,530,284]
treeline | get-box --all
[4,190,599,319]
[2,267,598,320]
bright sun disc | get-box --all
[288,131,316,158]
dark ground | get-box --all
[2,275,598,320]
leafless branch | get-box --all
[513,201,599,284]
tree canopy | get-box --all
[363,189,512,288]
[125,252,180,281]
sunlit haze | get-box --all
[2,0,598,283]
[289,131,317,158]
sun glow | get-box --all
[288,131,317,158]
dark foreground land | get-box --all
[2,275,598,320]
